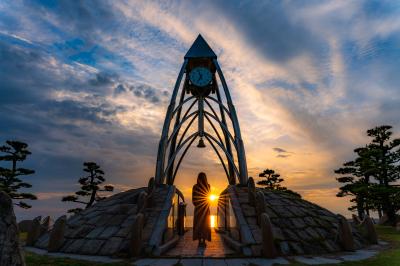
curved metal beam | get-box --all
[155,59,188,184]
[172,95,196,117]
[176,113,198,149]
[213,59,248,184]
[167,111,198,145]
[170,134,198,185]
[205,96,231,116]
[203,111,236,147]
[215,84,236,184]
[204,114,226,150]
[202,135,230,183]
[162,132,198,180]
[203,132,241,178]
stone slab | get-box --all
[180,258,203,266]
[339,250,377,261]
[204,259,228,266]
[246,258,290,266]
[132,258,157,266]
[25,247,123,263]
[223,258,248,266]
[150,258,180,266]
[294,256,342,265]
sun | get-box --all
[209,194,218,202]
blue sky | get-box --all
[1,0,400,220]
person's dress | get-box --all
[192,183,211,241]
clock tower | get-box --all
[155,34,248,186]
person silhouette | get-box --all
[192,172,211,247]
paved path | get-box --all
[26,239,388,265]
[164,228,236,257]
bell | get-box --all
[197,137,206,148]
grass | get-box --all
[289,225,400,266]
[24,226,400,266]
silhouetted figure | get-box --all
[192,172,211,247]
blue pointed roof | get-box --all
[184,34,217,59]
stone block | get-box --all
[69,225,95,238]
[41,216,52,230]
[116,226,132,237]
[99,237,124,255]
[26,218,41,246]
[104,214,127,226]
[0,191,25,266]
[63,239,86,253]
[86,226,106,239]
[361,216,378,244]
[130,213,144,256]
[48,215,67,252]
[338,214,355,251]
[18,220,33,233]
[260,213,277,258]
[80,239,105,254]
[305,227,321,239]
[98,226,119,239]
[279,241,290,255]
[34,233,50,249]
[282,229,298,241]
[291,218,306,229]
[289,242,304,254]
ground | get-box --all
[23,226,400,266]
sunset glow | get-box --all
[1,1,398,222]
[209,194,218,203]
[210,215,216,228]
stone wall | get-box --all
[225,186,370,256]
[32,186,171,257]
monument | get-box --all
[26,35,377,258]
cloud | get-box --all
[1,0,400,220]
[273,147,288,153]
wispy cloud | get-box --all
[1,0,399,220]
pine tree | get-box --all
[367,125,400,225]
[335,125,400,225]
[0,140,37,209]
[62,162,114,214]
[257,168,301,197]
[334,146,376,219]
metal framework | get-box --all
[155,35,248,185]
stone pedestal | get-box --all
[0,191,26,266]
[48,215,67,252]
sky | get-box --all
[1,0,400,221]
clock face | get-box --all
[189,67,212,87]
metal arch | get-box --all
[204,114,225,149]
[169,134,199,185]
[213,59,248,184]
[171,95,196,117]
[215,84,236,184]
[205,96,231,116]
[167,111,198,144]
[203,111,236,147]
[155,59,188,184]
[162,132,198,181]
[200,134,231,183]
[167,81,189,181]
[203,132,241,178]
[156,56,248,185]
[176,113,198,149]
[202,112,237,183]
